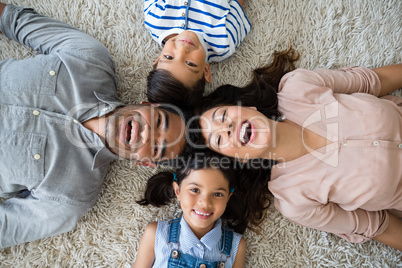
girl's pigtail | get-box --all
[136,172,176,207]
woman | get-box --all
[197,47,402,251]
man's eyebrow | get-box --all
[207,108,219,146]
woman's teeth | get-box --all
[239,122,250,144]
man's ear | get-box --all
[140,101,160,107]
[204,63,212,83]
[139,101,161,107]
[133,161,157,168]
[173,181,180,201]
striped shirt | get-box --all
[144,0,251,62]
[153,217,242,267]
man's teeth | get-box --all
[194,210,211,216]
[128,120,134,145]
[239,122,250,143]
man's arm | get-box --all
[0,3,111,60]
[0,2,6,33]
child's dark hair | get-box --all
[147,67,206,111]
[137,150,272,234]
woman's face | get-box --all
[199,105,275,160]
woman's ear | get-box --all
[204,63,212,83]
[173,181,180,201]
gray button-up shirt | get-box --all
[0,4,123,248]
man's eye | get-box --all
[153,145,158,157]
[157,114,162,127]
[186,61,196,67]
[164,55,173,60]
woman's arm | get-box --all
[373,213,402,251]
[132,222,157,268]
[372,64,402,96]
[232,237,246,268]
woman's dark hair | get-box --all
[197,46,300,118]
[147,66,206,111]
[137,150,272,234]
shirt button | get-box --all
[33,110,40,116]
[181,23,185,28]
[341,141,347,146]
[34,154,41,160]
[200,264,206,268]
[184,1,188,5]
[398,144,402,149]
[102,107,110,112]
[373,141,380,146]
[49,70,56,76]
[182,12,185,17]
[73,119,79,124]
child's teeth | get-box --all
[239,122,250,143]
[195,210,210,216]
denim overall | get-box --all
[167,218,233,268]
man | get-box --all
[0,3,186,248]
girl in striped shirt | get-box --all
[144,0,251,110]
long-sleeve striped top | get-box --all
[144,0,251,62]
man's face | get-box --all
[105,104,186,162]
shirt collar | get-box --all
[92,146,118,170]
[90,92,122,169]
[179,216,222,253]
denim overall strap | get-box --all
[219,226,234,263]
[168,217,181,244]
[167,218,224,268]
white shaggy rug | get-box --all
[1,0,401,267]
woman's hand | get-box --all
[373,212,402,251]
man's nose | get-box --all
[140,123,153,144]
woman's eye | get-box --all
[186,61,196,67]
[191,188,199,193]
[216,135,221,147]
[214,193,223,197]
[164,55,173,60]
[221,110,227,122]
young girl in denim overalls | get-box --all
[133,154,272,267]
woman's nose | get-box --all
[227,123,233,137]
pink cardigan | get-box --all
[269,66,402,243]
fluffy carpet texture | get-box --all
[0,0,401,267]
